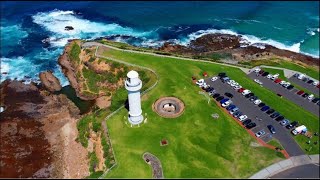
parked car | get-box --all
[297,90,305,95]
[238,88,245,93]
[307,79,314,84]
[261,106,270,111]
[262,72,269,77]
[205,87,214,92]
[245,93,254,98]
[271,73,279,80]
[226,104,236,111]
[275,116,285,121]
[312,81,319,86]
[212,93,220,98]
[234,85,242,90]
[211,76,218,82]
[254,99,262,105]
[221,77,230,83]
[222,100,232,107]
[230,107,239,115]
[216,96,224,101]
[233,111,243,118]
[246,122,257,129]
[242,90,251,96]
[302,93,309,98]
[208,90,216,96]
[297,73,306,80]
[225,92,233,98]
[293,73,299,77]
[254,68,261,73]
[255,130,266,138]
[302,77,309,82]
[258,103,266,107]
[286,121,298,129]
[312,98,320,103]
[220,98,230,104]
[249,96,258,102]
[267,125,276,134]
[274,78,282,84]
[307,94,314,100]
[196,79,204,86]
[238,115,248,121]
[228,80,235,85]
[242,119,252,126]
[283,82,291,88]
[259,70,265,74]
[231,82,239,87]
[270,112,280,118]
[266,109,275,115]
[286,85,294,90]
[280,119,290,126]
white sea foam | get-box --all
[32,9,155,47]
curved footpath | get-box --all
[249,154,319,179]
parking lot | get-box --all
[288,76,319,95]
[247,72,319,117]
[204,77,305,157]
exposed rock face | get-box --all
[64,26,74,31]
[0,80,89,178]
[158,33,319,67]
[39,71,62,92]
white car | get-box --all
[242,90,251,95]
[267,74,273,79]
[254,79,263,85]
[298,73,306,80]
[313,81,319,86]
[222,100,232,107]
[196,79,204,86]
[255,130,266,138]
[228,80,235,85]
[254,68,261,73]
[202,83,209,89]
[271,73,279,80]
[211,76,218,82]
[254,99,262,105]
[238,115,248,121]
[308,94,314,100]
[234,85,242,90]
[279,81,286,85]
[283,82,291,88]
[231,82,239,87]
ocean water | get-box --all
[1,1,319,85]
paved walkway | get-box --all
[143,152,164,179]
[249,154,319,179]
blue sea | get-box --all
[1,1,319,86]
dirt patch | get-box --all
[95,96,111,109]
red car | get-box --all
[317,84,320,89]
[238,88,245,93]
[274,78,282,83]
[297,90,305,95]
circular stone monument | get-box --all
[153,97,185,118]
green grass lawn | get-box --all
[97,47,319,178]
[97,49,290,178]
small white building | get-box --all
[125,70,143,125]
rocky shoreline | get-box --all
[0,78,89,178]
[158,33,319,67]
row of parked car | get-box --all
[294,73,320,88]
[254,68,320,105]
[216,72,301,132]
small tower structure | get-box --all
[125,70,143,125]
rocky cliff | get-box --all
[39,71,62,92]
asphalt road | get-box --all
[204,77,305,157]
[288,76,320,95]
[270,163,320,179]
[247,72,319,117]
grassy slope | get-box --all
[101,49,286,178]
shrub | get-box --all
[69,43,81,64]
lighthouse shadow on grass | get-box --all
[124,99,129,111]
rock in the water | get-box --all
[39,71,62,92]
[65,26,74,31]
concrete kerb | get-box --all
[249,154,319,179]
[94,45,160,178]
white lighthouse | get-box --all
[125,70,143,125]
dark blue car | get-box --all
[226,104,236,111]
[220,98,230,104]
[261,106,270,111]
